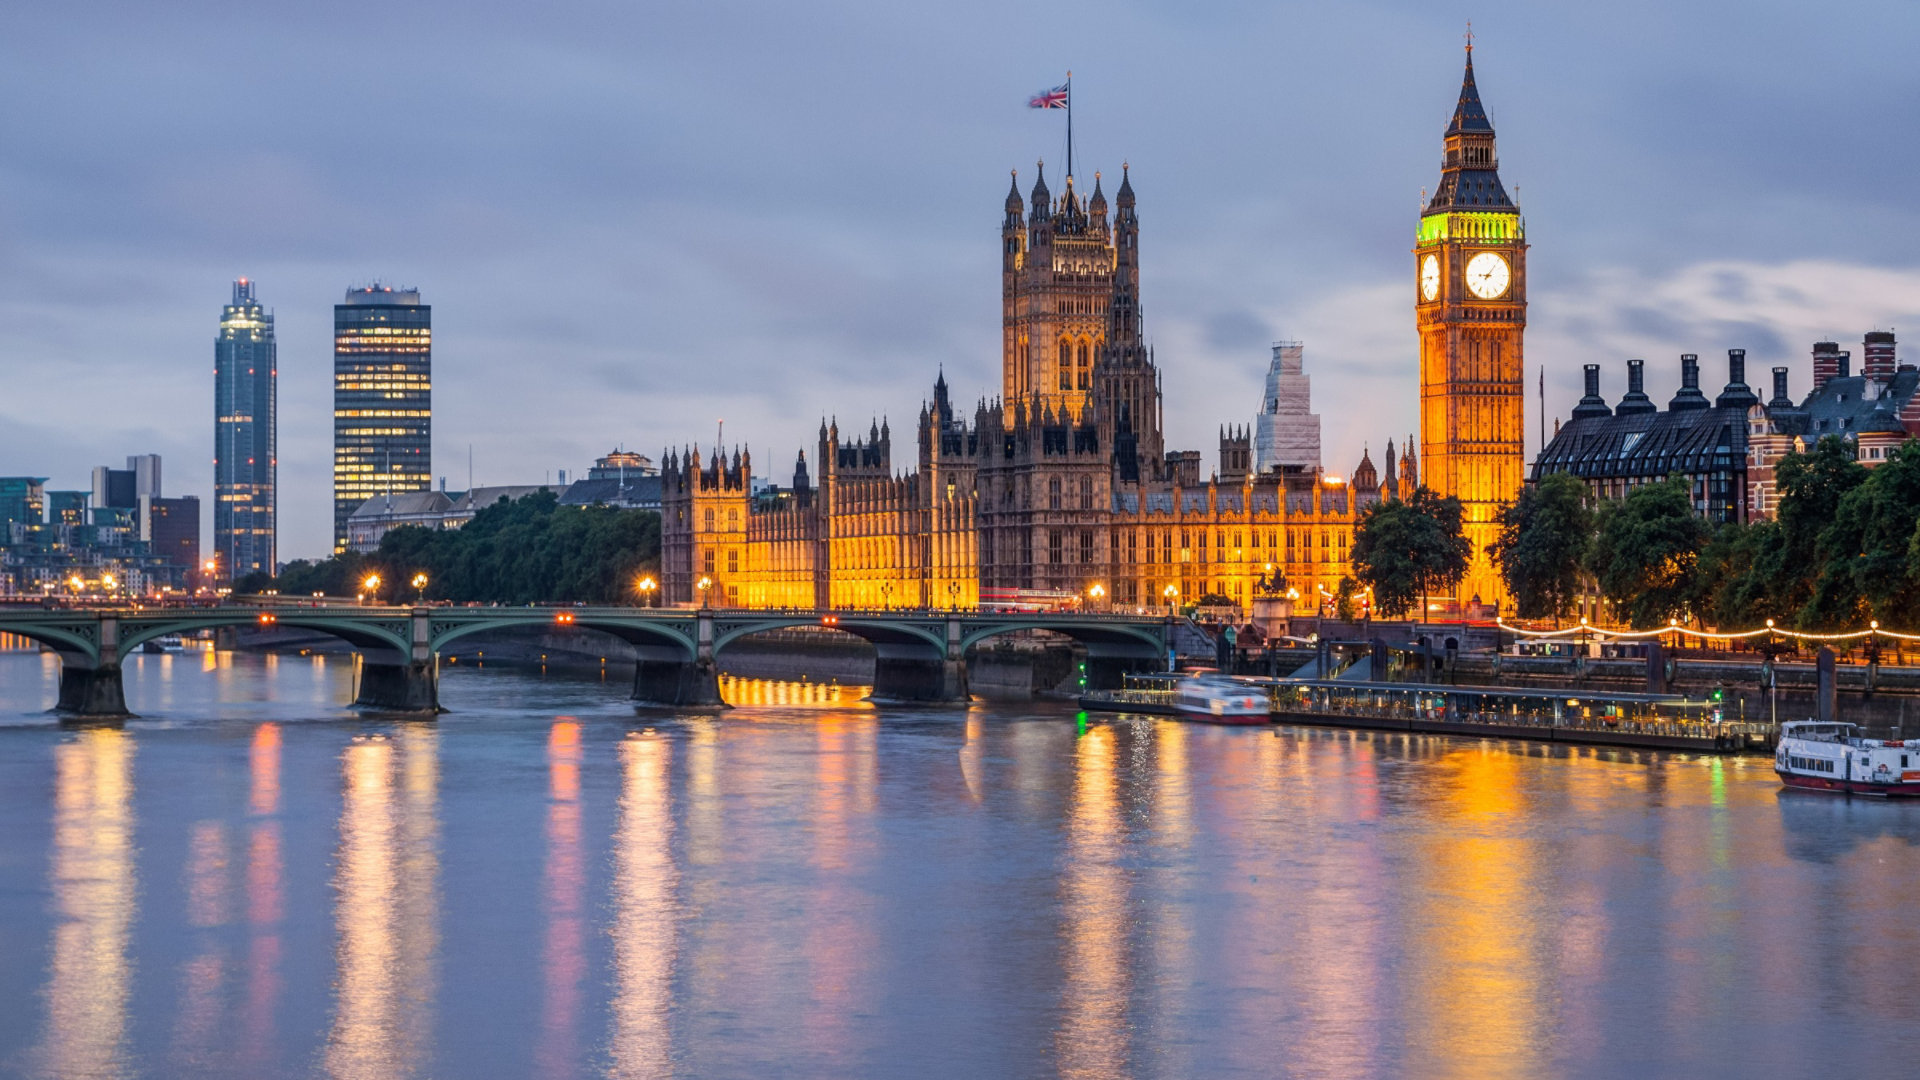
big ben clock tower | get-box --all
[1416,42,1526,610]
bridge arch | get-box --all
[430,614,698,660]
[117,613,413,658]
[959,620,1165,657]
[712,616,947,657]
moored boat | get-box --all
[1172,674,1270,724]
[1775,720,1920,797]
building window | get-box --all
[703,550,715,574]
[1049,529,1063,564]
[1078,476,1093,509]
[1080,530,1094,564]
[1049,478,1062,510]
[703,508,714,531]
[727,550,738,574]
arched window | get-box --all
[1048,478,1062,510]
[1078,476,1093,510]
[1058,340,1072,390]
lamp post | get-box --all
[363,574,382,606]
[947,580,960,611]
[1088,583,1106,612]
[880,581,893,611]
[1163,583,1179,617]
[411,573,428,604]
[696,575,713,611]
[637,575,657,608]
[202,557,218,594]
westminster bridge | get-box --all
[0,604,1171,717]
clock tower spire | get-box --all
[1415,42,1527,610]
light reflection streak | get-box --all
[800,715,879,1064]
[536,720,585,1078]
[243,723,285,1069]
[1141,721,1193,1071]
[1055,724,1131,1078]
[1409,745,1541,1080]
[323,727,440,1080]
[34,727,136,1080]
[610,735,677,1079]
[171,820,232,1065]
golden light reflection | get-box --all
[960,716,984,802]
[35,728,136,1079]
[610,735,677,1078]
[172,820,233,1064]
[801,715,879,1062]
[244,723,285,1070]
[1408,745,1541,1080]
[717,675,872,707]
[1055,724,1131,1078]
[324,728,439,1080]
[537,721,585,1078]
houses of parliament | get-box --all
[662,50,1525,613]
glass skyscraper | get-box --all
[214,278,276,580]
[333,285,431,552]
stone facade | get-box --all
[661,165,1410,613]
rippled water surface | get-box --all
[3,650,1919,1079]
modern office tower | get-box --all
[215,278,277,581]
[144,496,202,581]
[46,491,89,526]
[91,465,135,511]
[333,284,431,552]
[127,454,161,500]
[0,478,47,531]
[1253,342,1323,474]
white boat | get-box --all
[1775,720,1920,797]
[1172,674,1270,724]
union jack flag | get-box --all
[1028,83,1069,109]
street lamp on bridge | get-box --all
[696,576,713,610]
[1088,583,1106,611]
[636,575,657,608]
[1163,584,1179,617]
[411,573,428,603]
[362,574,382,606]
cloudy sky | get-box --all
[4,1,1918,559]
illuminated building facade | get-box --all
[1416,47,1527,606]
[215,279,276,580]
[332,285,430,553]
[663,170,1403,612]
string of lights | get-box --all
[1495,618,1920,643]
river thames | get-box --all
[2,650,1918,1078]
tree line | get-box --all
[1490,435,1920,631]
[1339,434,1913,632]
[236,490,661,604]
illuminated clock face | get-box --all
[1465,252,1511,299]
[1420,255,1440,301]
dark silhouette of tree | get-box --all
[1352,487,1470,619]
[1489,471,1593,619]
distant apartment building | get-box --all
[333,285,431,552]
[215,278,276,581]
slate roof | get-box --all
[1770,371,1920,441]
[1533,405,1747,482]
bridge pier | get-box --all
[355,658,441,712]
[57,662,129,718]
[871,655,969,703]
[631,609,725,709]
[353,610,442,713]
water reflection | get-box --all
[323,727,440,1080]
[609,733,677,1078]
[536,720,585,1078]
[34,727,136,1080]
[1408,745,1543,1080]
[1055,723,1131,1078]
[244,723,285,1070]
[801,715,878,1064]
[718,675,871,707]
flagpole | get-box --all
[1065,70,1073,181]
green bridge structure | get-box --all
[0,605,1172,717]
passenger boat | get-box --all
[1172,674,1270,724]
[1775,720,1920,797]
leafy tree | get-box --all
[1352,487,1471,619]
[1772,435,1868,627]
[1488,471,1594,619]
[235,492,660,604]
[1697,520,1786,629]
[1821,440,1920,626]
[1332,576,1358,622]
[1585,475,1710,628]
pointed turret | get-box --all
[1426,47,1513,212]
[1029,161,1051,217]
[1115,162,1134,208]
[1088,171,1107,217]
[1005,170,1023,213]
